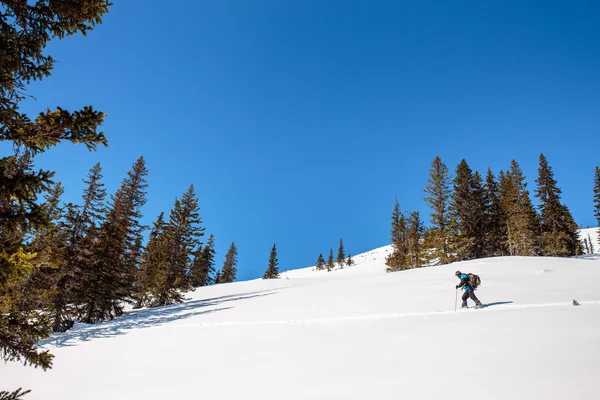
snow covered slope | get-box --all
[2,247,600,399]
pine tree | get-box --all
[346,254,354,266]
[588,234,595,254]
[0,0,110,370]
[326,249,335,272]
[450,160,486,261]
[81,157,148,322]
[499,160,539,256]
[483,168,506,256]
[262,243,280,279]
[406,211,425,268]
[190,234,216,288]
[135,213,169,307]
[594,166,600,246]
[315,253,326,271]
[0,387,31,400]
[535,154,579,256]
[337,239,346,267]
[214,270,222,284]
[423,156,453,265]
[386,199,408,271]
[220,242,238,283]
[56,163,107,330]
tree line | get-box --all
[386,155,600,271]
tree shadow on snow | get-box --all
[42,290,278,348]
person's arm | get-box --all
[456,277,468,288]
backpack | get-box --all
[468,273,481,290]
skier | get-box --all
[455,270,483,309]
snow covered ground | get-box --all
[2,241,600,399]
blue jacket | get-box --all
[457,274,471,291]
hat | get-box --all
[455,271,461,276]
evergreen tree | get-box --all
[81,157,148,322]
[190,234,216,288]
[499,160,539,256]
[220,242,238,283]
[148,185,204,307]
[535,154,579,256]
[0,388,31,400]
[594,166,600,245]
[56,163,107,330]
[315,253,326,271]
[214,270,222,285]
[346,254,354,267]
[0,0,110,370]
[406,211,425,268]
[483,168,506,256]
[262,243,280,279]
[135,213,169,307]
[386,199,408,271]
[423,156,454,265]
[337,239,346,267]
[588,234,595,254]
[326,249,335,272]
[450,160,486,261]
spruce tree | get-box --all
[190,234,216,287]
[483,168,506,256]
[81,157,148,322]
[0,0,110,370]
[214,270,222,284]
[450,160,485,261]
[588,234,595,254]
[594,166,600,245]
[386,199,408,271]
[315,253,326,271]
[337,239,346,267]
[406,211,425,268]
[346,254,354,266]
[535,154,579,256]
[220,242,238,283]
[326,249,335,272]
[262,243,280,279]
[423,156,453,265]
[499,160,539,256]
[135,213,169,307]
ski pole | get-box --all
[454,288,458,312]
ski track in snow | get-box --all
[153,299,600,329]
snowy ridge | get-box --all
[3,231,600,400]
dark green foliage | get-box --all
[0,388,31,400]
[386,200,423,271]
[594,167,600,244]
[214,270,222,284]
[423,156,453,265]
[588,234,595,254]
[336,239,345,267]
[262,243,280,279]
[315,253,325,271]
[482,168,506,256]
[450,161,486,261]
[80,157,148,322]
[386,199,408,271]
[0,0,111,370]
[326,249,334,272]
[190,234,216,288]
[346,254,354,266]
[220,242,238,283]
[406,211,425,268]
[534,154,579,256]
[143,185,204,307]
[499,160,539,256]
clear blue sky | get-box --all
[17,0,600,280]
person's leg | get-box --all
[461,290,469,308]
[468,288,482,306]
